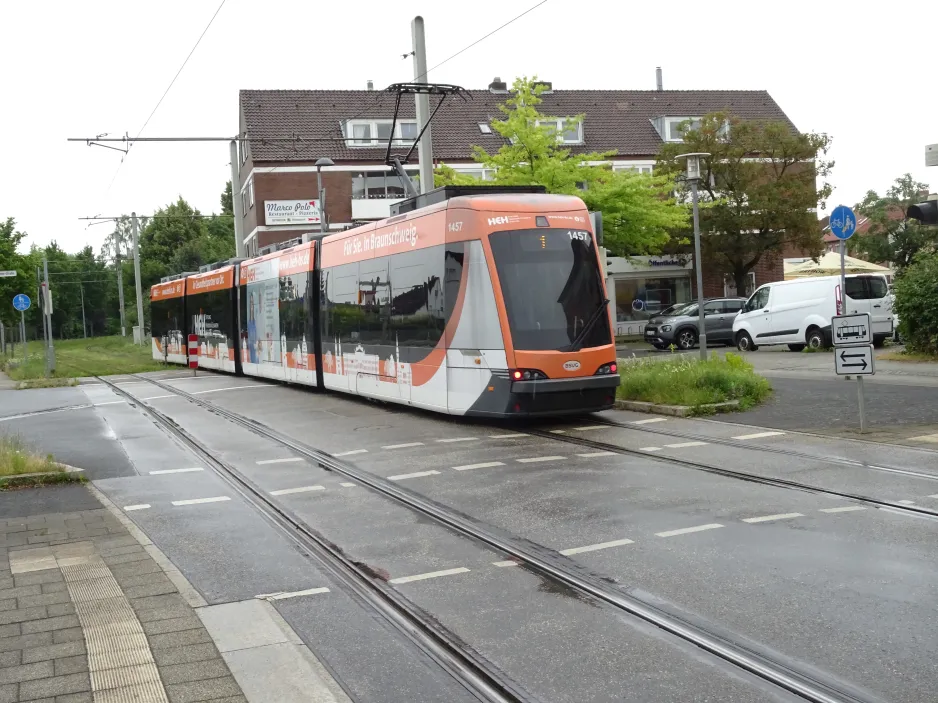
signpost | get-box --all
[12,294,30,363]
[834,346,874,375]
[188,334,199,376]
[832,307,873,432]
[0,270,17,278]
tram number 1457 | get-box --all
[568,230,592,245]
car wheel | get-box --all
[806,328,825,349]
[736,331,757,352]
[788,344,806,352]
[676,329,697,350]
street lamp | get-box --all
[675,152,711,361]
[315,158,334,236]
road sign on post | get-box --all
[831,306,873,433]
[13,294,30,311]
[12,294,30,364]
[188,334,199,376]
[835,345,874,375]
[832,313,872,347]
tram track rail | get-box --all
[112,372,886,703]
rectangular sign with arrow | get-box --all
[834,345,875,376]
[832,313,871,347]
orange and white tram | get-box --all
[149,188,620,417]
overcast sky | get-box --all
[2,0,935,255]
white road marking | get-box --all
[549,429,567,434]
[123,504,151,512]
[335,449,368,457]
[560,538,634,555]
[631,418,666,425]
[492,560,519,567]
[93,401,127,406]
[340,482,357,488]
[256,457,303,465]
[664,441,708,448]
[387,470,440,481]
[517,456,565,464]
[820,506,867,513]
[149,467,203,475]
[389,567,470,584]
[928,494,938,499]
[742,512,804,523]
[191,385,267,395]
[437,437,479,443]
[452,461,505,471]
[897,499,916,505]
[732,431,786,440]
[171,496,231,506]
[382,442,425,449]
[573,426,607,431]
[576,451,616,458]
[655,524,723,538]
[270,485,325,496]
[489,433,524,439]
[139,395,175,401]
[908,433,938,443]
[639,446,662,452]
[255,587,330,601]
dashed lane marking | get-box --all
[256,587,330,601]
[270,485,325,496]
[191,385,267,395]
[572,426,607,431]
[340,482,357,488]
[171,496,231,506]
[387,470,440,481]
[488,433,525,439]
[93,401,127,406]
[576,451,616,458]
[631,418,667,425]
[390,567,470,584]
[123,504,151,512]
[664,441,709,448]
[492,560,519,567]
[516,456,565,464]
[382,442,425,449]
[149,467,203,475]
[908,433,938,443]
[897,499,916,505]
[436,437,479,443]
[820,506,867,513]
[256,457,303,465]
[139,395,175,400]
[929,494,938,499]
[732,431,786,440]
[742,512,804,523]
[452,461,505,471]
[560,538,634,555]
[335,449,368,457]
[549,429,567,434]
[640,447,662,452]
[655,524,724,538]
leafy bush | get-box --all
[0,434,60,477]
[893,252,938,355]
[617,352,772,412]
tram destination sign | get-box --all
[832,313,872,347]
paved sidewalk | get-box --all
[1,493,245,703]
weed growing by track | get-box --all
[0,434,59,477]
[617,352,771,412]
[2,335,166,380]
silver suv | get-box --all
[644,298,747,350]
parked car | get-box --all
[644,298,747,350]
[732,274,893,351]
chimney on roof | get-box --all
[366,79,374,91]
[656,67,663,92]
[489,77,508,93]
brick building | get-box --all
[236,78,799,334]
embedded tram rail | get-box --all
[104,371,888,703]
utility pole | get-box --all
[115,240,126,337]
[230,140,245,257]
[79,284,87,338]
[132,212,145,345]
[43,257,55,374]
[411,16,434,194]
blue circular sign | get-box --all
[12,294,30,312]
[631,298,646,311]
[829,205,858,240]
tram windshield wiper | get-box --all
[568,298,609,352]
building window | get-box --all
[351,169,420,199]
[536,119,583,144]
[666,117,702,142]
[239,139,248,165]
[452,167,495,181]
[241,189,249,217]
[613,163,654,175]
[247,177,254,208]
[614,275,692,323]
[478,123,492,134]
[346,120,419,147]
[723,272,756,298]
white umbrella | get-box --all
[786,251,891,278]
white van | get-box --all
[732,274,893,351]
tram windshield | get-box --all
[489,228,610,351]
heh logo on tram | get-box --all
[563,360,581,372]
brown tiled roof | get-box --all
[240,88,797,164]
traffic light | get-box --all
[907,199,938,225]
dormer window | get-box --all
[654,116,728,142]
[346,119,419,147]
[536,119,583,145]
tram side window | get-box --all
[390,246,445,347]
[358,257,391,344]
[151,297,183,339]
[321,262,361,344]
[191,288,234,344]
[443,244,464,323]
[279,272,309,343]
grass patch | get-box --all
[617,352,772,413]
[2,336,167,380]
[877,349,938,363]
[0,434,60,477]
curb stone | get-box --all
[614,398,740,417]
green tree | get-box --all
[436,76,688,256]
[221,181,234,216]
[893,251,938,354]
[656,112,833,292]
[853,174,935,270]
[0,217,32,328]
